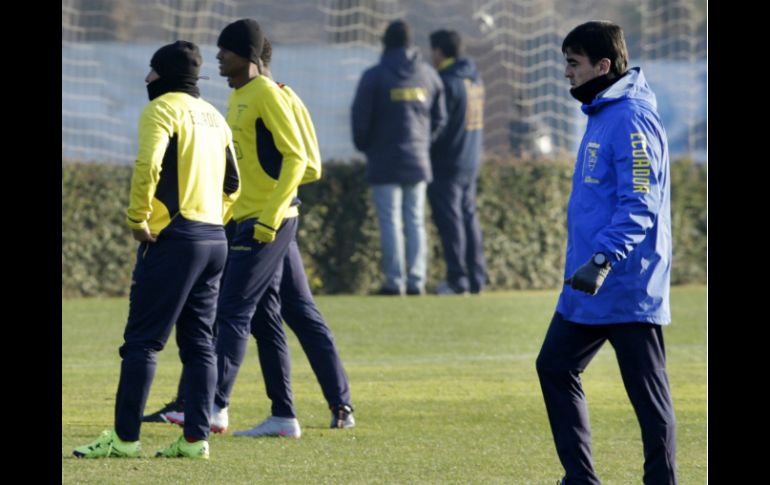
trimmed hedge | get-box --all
[668,159,707,284]
[62,163,136,297]
[62,159,705,297]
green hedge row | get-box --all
[62,159,706,297]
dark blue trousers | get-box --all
[427,177,486,293]
[250,238,351,418]
[536,313,677,485]
[116,235,226,442]
[214,217,297,410]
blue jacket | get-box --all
[556,67,672,325]
[351,47,447,185]
[430,57,484,182]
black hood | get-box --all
[381,47,420,79]
[442,57,480,83]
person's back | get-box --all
[133,91,236,236]
[74,40,238,461]
[352,22,446,185]
[429,56,484,182]
[351,19,446,296]
[427,29,487,296]
[278,83,322,184]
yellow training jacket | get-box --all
[278,83,322,184]
[227,76,307,231]
[126,92,240,235]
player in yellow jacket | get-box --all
[73,41,239,460]
[144,36,351,435]
[213,21,354,437]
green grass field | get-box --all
[62,286,706,484]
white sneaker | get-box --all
[210,405,228,433]
[162,406,228,433]
[232,416,302,438]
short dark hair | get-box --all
[429,30,462,58]
[383,20,410,48]
[260,37,272,67]
[562,21,628,77]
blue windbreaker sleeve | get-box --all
[351,69,375,151]
[429,75,447,143]
[595,113,664,262]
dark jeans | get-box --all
[536,312,677,485]
[427,177,486,292]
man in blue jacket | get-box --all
[351,20,446,296]
[428,30,487,296]
[535,21,677,484]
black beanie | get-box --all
[150,40,202,81]
[218,19,264,65]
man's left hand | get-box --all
[565,258,610,295]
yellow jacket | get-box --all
[227,76,308,232]
[126,91,239,235]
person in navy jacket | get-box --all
[351,19,446,296]
[428,29,487,296]
[535,21,677,485]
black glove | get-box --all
[565,255,611,295]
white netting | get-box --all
[62,0,706,164]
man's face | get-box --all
[564,48,606,88]
[216,48,249,78]
[145,69,160,84]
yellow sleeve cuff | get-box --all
[253,222,277,243]
[125,216,148,230]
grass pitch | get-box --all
[62,286,706,484]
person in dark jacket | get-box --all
[535,21,677,485]
[428,29,487,295]
[351,19,447,296]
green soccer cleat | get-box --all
[155,435,209,459]
[73,429,141,458]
